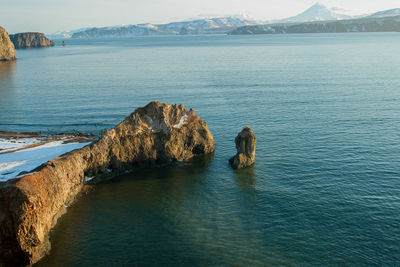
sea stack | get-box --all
[0,26,16,61]
[9,32,54,49]
[0,101,215,266]
[229,126,256,169]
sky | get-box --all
[1,0,399,34]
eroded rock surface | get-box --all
[229,126,256,169]
[9,32,54,49]
[0,101,215,266]
[0,27,16,61]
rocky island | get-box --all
[229,127,256,169]
[9,32,54,49]
[0,26,16,61]
[0,101,215,266]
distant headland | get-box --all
[9,32,54,49]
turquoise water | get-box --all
[1,33,399,266]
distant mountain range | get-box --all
[48,3,400,39]
[49,17,257,39]
[367,8,400,18]
[230,15,400,35]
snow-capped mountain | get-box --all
[368,8,400,18]
[47,28,90,39]
[276,3,359,23]
[70,17,257,38]
[50,4,400,39]
[160,17,255,30]
[231,15,400,35]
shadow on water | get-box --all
[0,61,16,98]
[233,165,257,189]
[36,154,216,266]
[101,152,215,185]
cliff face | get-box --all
[9,32,54,49]
[0,101,215,266]
[0,27,16,61]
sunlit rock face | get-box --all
[0,101,215,266]
[229,126,256,169]
[9,32,55,49]
[0,27,16,61]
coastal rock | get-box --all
[9,32,54,49]
[0,27,16,61]
[0,101,215,266]
[229,126,256,169]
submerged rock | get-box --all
[229,126,256,169]
[0,26,16,61]
[0,101,215,266]
[9,32,54,49]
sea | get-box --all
[0,33,399,266]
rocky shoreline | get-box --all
[0,101,215,266]
[0,131,95,155]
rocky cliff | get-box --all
[0,27,16,61]
[229,126,256,169]
[0,101,215,266]
[9,32,54,49]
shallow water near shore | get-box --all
[1,33,399,265]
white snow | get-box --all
[84,176,95,182]
[276,3,357,23]
[0,140,91,181]
[0,161,27,172]
[0,138,44,153]
[173,115,188,129]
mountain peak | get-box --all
[277,2,354,23]
[311,2,327,8]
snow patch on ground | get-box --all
[0,138,43,153]
[0,140,91,181]
[0,161,27,172]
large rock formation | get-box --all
[9,32,54,49]
[0,27,16,61]
[0,101,215,266]
[229,126,256,169]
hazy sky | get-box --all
[1,0,399,34]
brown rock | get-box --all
[0,26,16,61]
[0,101,215,266]
[229,126,256,169]
[9,32,54,49]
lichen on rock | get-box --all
[229,126,256,169]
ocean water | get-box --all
[1,33,399,266]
